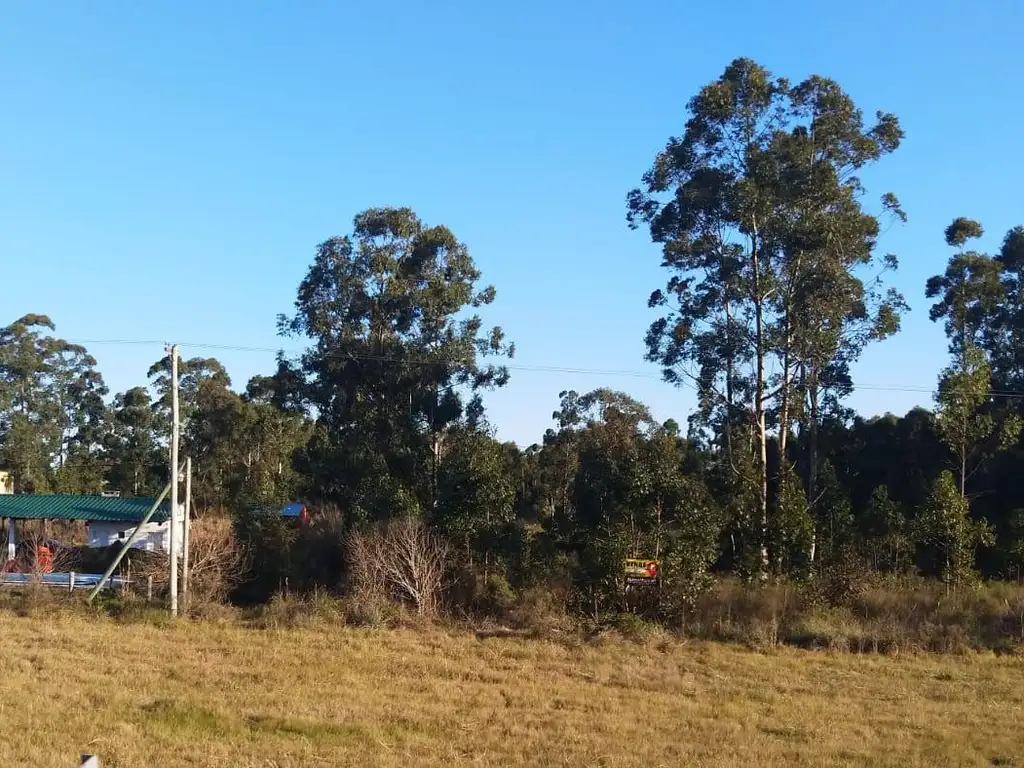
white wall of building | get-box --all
[87,517,184,555]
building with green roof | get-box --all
[0,494,177,559]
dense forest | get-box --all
[3,59,1024,622]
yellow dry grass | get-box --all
[1,612,1022,767]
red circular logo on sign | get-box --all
[646,562,658,577]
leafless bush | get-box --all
[346,518,451,617]
[346,525,389,603]
[130,515,249,608]
[185,515,250,605]
[127,551,172,595]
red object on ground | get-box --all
[35,546,53,574]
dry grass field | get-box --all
[0,610,1021,767]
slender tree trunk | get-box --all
[808,368,820,565]
[960,428,968,500]
[430,381,439,512]
[957,284,969,501]
[751,233,769,578]
[655,498,663,559]
[630,510,636,557]
[724,298,735,465]
[778,316,792,460]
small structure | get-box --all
[280,502,311,525]
[248,501,311,526]
[0,468,12,495]
[0,495,181,560]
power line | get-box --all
[66,336,1024,400]
[69,339,167,347]
[70,338,667,379]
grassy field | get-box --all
[1,611,1022,767]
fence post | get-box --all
[69,572,75,592]
[147,576,153,602]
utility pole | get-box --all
[182,456,192,612]
[168,343,180,617]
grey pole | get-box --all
[182,456,192,611]
[168,344,180,617]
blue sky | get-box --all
[2,1,1022,447]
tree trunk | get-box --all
[430,382,440,512]
[778,316,793,460]
[724,298,735,465]
[655,498,663,559]
[960,427,968,500]
[751,233,769,578]
[807,368,820,566]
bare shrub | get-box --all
[127,551,170,596]
[346,518,451,617]
[185,515,250,606]
[346,526,389,603]
[130,514,249,609]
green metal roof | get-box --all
[0,495,169,523]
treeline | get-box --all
[3,59,1024,620]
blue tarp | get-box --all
[280,502,306,518]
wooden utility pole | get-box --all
[168,343,180,617]
[182,456,192,611]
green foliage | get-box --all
[522,389,724,617]
[860,485,911,573]
[641,433,722,606]
[769,467,813,579]
[813,460,855,566]
[628,58,906,578]
[927,217,1023,508]
[0,314,108,493]
[279,207,513,523]
[915,471,994,588]
[934,344,998,488]
[658,489,722,611]
[104,387,167,496]
[711,428,763,579]
[434,426,516,565]
[232,504,299,604]
[147,355,232,442]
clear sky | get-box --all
[2,1,1022,447]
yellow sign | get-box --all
[623,558,660,586]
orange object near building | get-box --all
[35,545,53,573]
